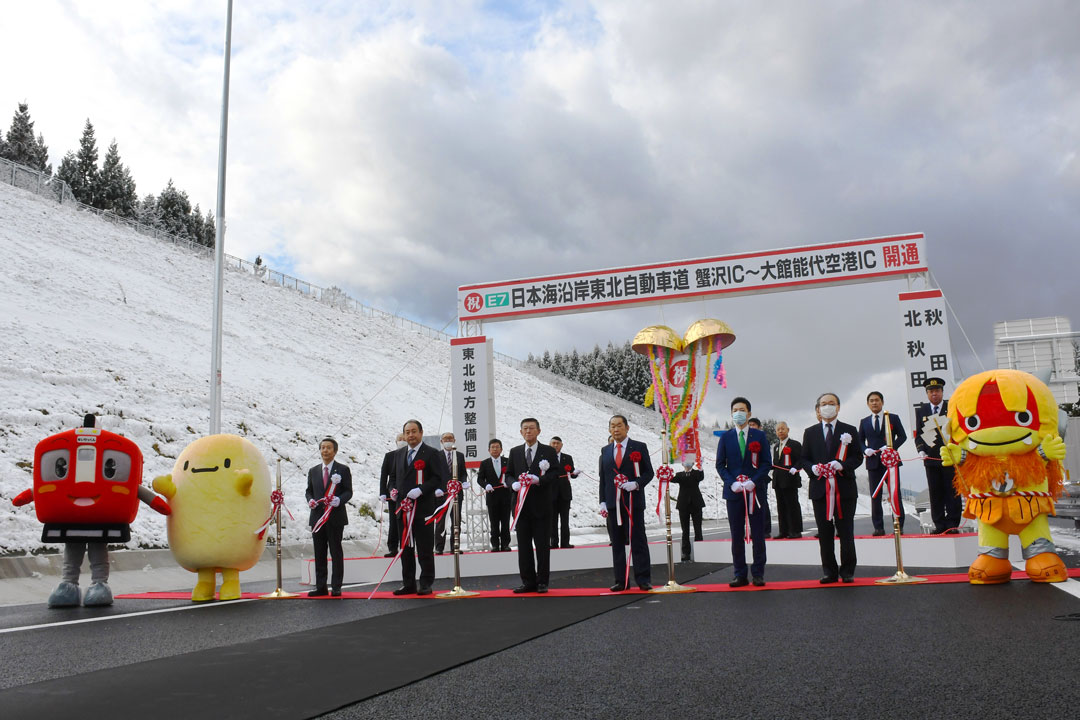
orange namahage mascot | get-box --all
[940,369,1067,584]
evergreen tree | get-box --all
[202,209,216,247]
[4,103,50,173]
[540,350,552,370]
[0,125,7,158]
[96,140,138,216]
[135,193,162,228]
[56,151,79,193]
[157,179,193,239]
[69,119,99,204]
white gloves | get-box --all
[406,488,423,500]
[789,467,799,475]
[812,464,823,477]
[622,480,639,492]
[485,484,494,493]
[512,481,521,492]
[571,470,580,478]
[864,448,875,457]
[919,451,928,460]
[461,480,470,489]
[878,446,888,453]
[741,480,755,493]
[527,473,540,484]
[599,501,608,517]
[435,489,445,498]
[379,494,387,502]
[308,499,318,509]
[330,496,341,507]
[829,460,843,471]
[538,459,550,473]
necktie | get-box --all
[526,447,534,467]
[446,451,453,469]
[614,443,623,466]
[825,423,834,452]
[322,465,329,492]
[874,415,880,434]
[739,429,746,458]
[933,405,939,415]
[407,447,416,466]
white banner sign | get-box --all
[898,289,954,430]
[459,233,927,322]
[451,336,496,469]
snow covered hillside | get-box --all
[0,181,667,553]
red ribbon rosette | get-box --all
[564,463,573,478]
[510,473,535,531]
[782,445,792,467]
[368,497,417,599]
[255,488,294,539]
[735,474,757,543]
[614,473,635,588]
[413,459,425,486]
[425,478,462,525]
[748,440,761,469]
[873,448,902,516]
[629,450,642,478]
[817,463,841,522]
[655,465,674,517]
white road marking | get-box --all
[1011,560,1080,600]
[0,597,260,635]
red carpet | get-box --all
[117,567,1080,600]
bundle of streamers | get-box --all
[644,338,728,463]
[425,478,462,525]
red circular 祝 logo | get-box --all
[668,360,688,388]
[464,293,484,313]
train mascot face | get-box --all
[152,434,271,602]
[11,414,170,608]
[941,370,1068,584]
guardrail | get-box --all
[2,156,524,366]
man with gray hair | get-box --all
[771,421,804,539]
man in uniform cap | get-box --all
[913,377,961,533]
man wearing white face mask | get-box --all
[800,393,864,583]
[378,433,406,557]
[672,457,705,561]
[436,431,469,554]
[716,397,772,586]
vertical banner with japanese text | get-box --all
[451,336,496,469]
[898,289,954,430]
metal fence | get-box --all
[2,156,524,365]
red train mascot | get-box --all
[12,414,171,607]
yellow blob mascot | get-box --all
[152,435,271,601]
[940,369,1067,584]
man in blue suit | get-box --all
[858,391,908,535]
[598,414,654,591]
[716,397,772,587]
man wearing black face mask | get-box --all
[801,393,864,584]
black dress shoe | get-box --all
[512,585,537,594]
[536,584,548,593]
[819,576,838,584]
[308,588,328,597]
[729,577,749,588]
[788,533,802,539]
[637,583,653,591]
[330,589,342,597]
[609,583,626,592]
[561,544,575,549]
[841,576,855,584]
[417,586,433,595]
[435,550,444,555]
[751,577,765,587]
[500,546,512,552]
[392,586,416,596]
[872,529,886,537]
[764,533,773,538]
[681,555,691,562]
[384,552,396,557]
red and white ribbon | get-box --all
[614,473,629,526]
[871,448,902,516]
[967,490,1052,499]
[311,474,341,534]
[425,479,462,525]
[413,459,425,486]
[630,450,642,479]
[837,433,851,463]
[748,442,761,469]
[735,474,756,544]
[367,498,416,599]
[255,489,294,539]
[655,465,674,518]
[510,473,535,531]
[817,463,841,522]
[782,446,792,467]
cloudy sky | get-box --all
[4,0,1079,429]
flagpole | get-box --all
[209,0,234,434]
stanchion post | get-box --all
[875,411,927,586]
[652,428,695,593]
[262,459,299,598]
[438,445,478,598]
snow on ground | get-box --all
[0,181,668,553]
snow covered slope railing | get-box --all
[1,157,74,204]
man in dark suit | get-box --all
[672,458,705,561]
[435,431,469,554]
[479,438,512,551]
[716,397,773,586]
[801,393,864,583]
[378,432,405,557]
[771,421,803,539]
[598,414,655,591]
[390,419,445,595]
[549,436,578,549]
[858,391,908,535]
[506,417,560,593]
[305,436,353,597]
[914,377,961,533]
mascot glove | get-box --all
[330,496,341,507]
[538,459,550,473]
[789,467,799,475]
[390,488,399,501]
[435,489,445,498]
[485,484,494,493]
[1041,435,1067,462]
[406,488,423,500]
[622,480,639,492]
[512,481,521,492]
[939,444,962,468]
[863,448,875,457]
[829,460,843,472]
[741,480,755,493]
[331,473,341,485]
[308,499,318,509]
